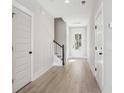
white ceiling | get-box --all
[38,0,95,26]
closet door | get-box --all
[12,7,31,92]
[95,3,104,90]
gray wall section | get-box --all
[54,18,67,62]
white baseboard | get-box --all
[87,60,103,93]
[32,65,53,81]
[67,57,88,59]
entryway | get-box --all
[68,27,87,59]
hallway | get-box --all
[12,0,112,93]
[17,59,101,93]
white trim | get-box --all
[31,12,34,81]
[94,2,104,93]
[12,0,33,16]
[33,65,52,81]
[66,24,69,62]
[12,0,34,82]
[67,57,88,59]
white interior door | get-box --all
[95,3,104,90]
[12,7,32,92]
[70,27,87,58]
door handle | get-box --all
[29,51,32,54]
[99,52,103,55]
[95,67,97,71]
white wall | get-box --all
[54,18,66,45]
[103,0,112,92]
[15,0,54,80]
[87,16,95,75]
[54,18,67,62]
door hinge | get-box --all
[12,13,16,18]
[12,79,14,84]
[12,46,13,51]
[95,67,97,71]
[95,25,97,29]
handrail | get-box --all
[53,40,63,48]
[53,40,64,65]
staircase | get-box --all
[53,40,64,66]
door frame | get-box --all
[12,0,34,81]
[68,26,87,59]
[94,2,104,91]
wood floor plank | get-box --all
[17,59,101,93]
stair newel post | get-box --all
[62,45,64,65]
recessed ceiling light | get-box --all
[65,0,70,4]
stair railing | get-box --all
[53,40,64,65]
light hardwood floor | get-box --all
[17,59,101,93]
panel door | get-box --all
[95,4,104,90]
[12,7,31,92]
